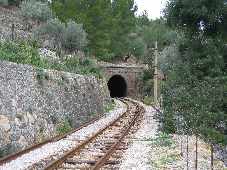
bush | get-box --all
[8,0,21,5]
[62,57,103,78]
[20,0,52,21]
[0,0,8,6]
[151,132,175,147]
[140,70,154,97]
[143,96,153,105]
[0,40,48,67]
[0,0,21,6]
[0,40,102,78]
[104,100,116,112]
[62,21,88,53]
[35,19,87,53]
[56,119,72,135]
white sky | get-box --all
[135,0,167,19]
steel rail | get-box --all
[0,113,105,165]
[92,106,143,170]
[44,100,131,170]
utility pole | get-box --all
[154,41,158,106]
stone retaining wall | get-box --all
[0,60,110,157]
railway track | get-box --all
[0,99,144,170]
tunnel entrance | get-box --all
[108,75,127,98]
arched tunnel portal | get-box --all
[108,75,127,98]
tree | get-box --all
[165,0,227,38]
[109,0,137,58]
[51,0,138,60]
[163,0,227,169]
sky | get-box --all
[135,0,167,19]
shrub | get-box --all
[20,0,52,22]
[143,96,153,105]
[0,0,8,6]
[0,0,22,6]
[62,57,103,78]
[8,0,21,5]
[0,40,48,67]
[150,132,175,147]
[62,21,88,52]
[56,119,72,135]
[104,100,116,112]
[35,19,87,53]
[0,40,102,78]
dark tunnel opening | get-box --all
[108,75,127,98]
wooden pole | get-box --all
[187,134,189,170]
[211,143,214,170]
[11,23,15,41]
[195,135,198,170]
[154,41,158,106]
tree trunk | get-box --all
[187,135,189,170]
[211,143,214,170]
[195,135,198,170]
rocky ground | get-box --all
[119,104,226,170]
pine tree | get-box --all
[163,0,227,168]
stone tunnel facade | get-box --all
[100,63,145,98]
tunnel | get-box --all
[108,75,127,98]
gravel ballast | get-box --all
[0,99,127,170]
[119,104,158,170]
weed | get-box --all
[143,96,153,105]
[144,132,175,147]
[104,100,116,113]
[56,118,72,135]
[0,41,103,78]
[152,153,180,168]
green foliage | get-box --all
[165,0,227,39]
[162,0,227,146]
[104,100,116,113]
[0,40,48,67]
[140,70,153,97]
[0,40,103,78]
[0,0,21,6]
[143,96,153,105]
[60,57,103,78]
[62,21,88,53]
[8,0,21,5]
[146,132,175,147]
[127,33,146,59]
[56,118,72,135]
[51,0,138,60]
[20,0,52,21]
[152,153,179,168]
[0,0,8,5]
[35,19,87,53]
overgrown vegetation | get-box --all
[104,100,116,113]
[34,19,87,54]
[20,0,52,22]
[56,118,72,135]
[143,96,153,105]
[51,0,141,61]
[145,132,175,147]
[160,0,227,169]
[0,40,48,67]
[0,0,21,6]
[0,40,103,78]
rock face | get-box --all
[0,60,110,157]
